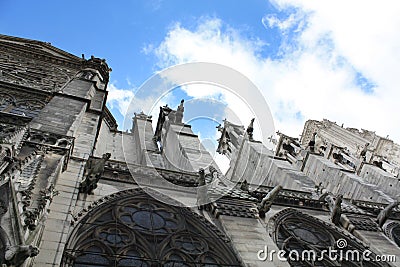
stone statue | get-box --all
[373,160,386,171]
[79,153,111,195]
[315,182,323,194]
[246,118,255,141]
[175,99,184,123]
[360,143,369,161]
[196,168,210,211]
[377,200,399,228]
[22,209,39,231]
[325,194,342,226]
[177,99,184,112]
[282,141,296,157]
[4,245,39,267]
[208,165,218,183]
[217,133,230,155]
[308,132,317,152]
[258,185,282,218]
[240,180,249,192]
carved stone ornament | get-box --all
[376,200,399,228]
[196,168,210,211]
[257,185,282,218]
[325,194,343,226]
[79,153,111,194]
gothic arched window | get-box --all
[268,208,390,267]
[383,221,400,248]
[62,188,242,266]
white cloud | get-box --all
[107,82,170,131]
[107,83,135,116]
[148,4,400,143]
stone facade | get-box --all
[1,34,400,267]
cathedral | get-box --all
[0,34,400,267]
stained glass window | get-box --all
[269,208,390,267]
[61,189,242,266]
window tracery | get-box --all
[62,189,242,266]
[0,91,47,118]
[269,208,390,267]
[383,221,400,248]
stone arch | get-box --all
[268,208,390,267]
[61,188,243,266]
[383,221,400,247]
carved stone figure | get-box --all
[23,209,39,231]
[373,160,386,171]
[282,141,296,157]
[315,182,323,194]
[325,194,342,226]
[360,142,369,161]
[217,133,230,155]
[258,185,282,218]
[308,132,317,152]
[4,245,39,266]
[196,168,209,211]
[175,99,184,123]
[79,153,111,195]
[246,118,255,141]
[377,200,399,228]
[240,180,249,192]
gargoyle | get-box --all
[377,200,399,228]
[325,194,343,226]
[0,181,39,266]
[4,245,39,266]
[79,153,111,194]
[258,185,282,218]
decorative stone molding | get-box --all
[345,214,380,231]
[211,198,258,218]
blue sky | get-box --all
[1,0,400,149]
